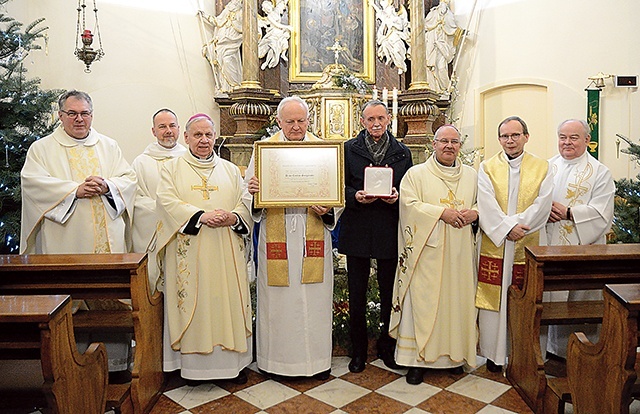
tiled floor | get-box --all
[151,357,533,414]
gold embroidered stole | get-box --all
[68,146,111,253]
[265,208,325,286]
[475,153,548,311]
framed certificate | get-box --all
[254,141,345,208]
[364,166,393,198]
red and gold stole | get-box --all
[265,208,325,286]
[475,152,548,311]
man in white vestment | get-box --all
[244,96,340,380]
[476,116,554,372]
[155,113,252,384]
[20,90,137,373]
[131,109,186,292]
[390,125,478,385]
[545,119,614,358]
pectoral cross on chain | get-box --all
[191,178,218,200]
[440,189,463,209]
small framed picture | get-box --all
[364,166,393,198]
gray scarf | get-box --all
[365,130,390,165]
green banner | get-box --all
[587,88,600,159]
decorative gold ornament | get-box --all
[74,0,104,73]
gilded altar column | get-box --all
[408,0,429,90]
[224,0,279,167]
[240,0,260,88]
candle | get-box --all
[382,87,388,108]
[392,87,398,116]
[392,118,398,137]
[372,86,378,100]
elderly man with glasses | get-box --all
[475,115,554,373]
[20,89,137,374]
[389,124,479,385]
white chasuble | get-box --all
[243,131,342,376]
[20,126,137,254]
[546,151,615,357]
[476,151,554,365]
[390,156,478,368]
[156,151,252,379]
[131,142,187,291]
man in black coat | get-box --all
[338,100,413,373]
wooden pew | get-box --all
[0,294,108,414]
[0,253,163,414]
[566,283,640,414]
[506,244,640,414]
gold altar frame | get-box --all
[254,141,345,208]
[288,0,375,83]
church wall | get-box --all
[7,0,640,181]
[452,0,640,180]
[6,0,219,164]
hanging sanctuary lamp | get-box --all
[74,0,104,73]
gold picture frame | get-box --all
[254,141,345,208]
[288,0,375,83]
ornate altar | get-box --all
[297,62,369,140]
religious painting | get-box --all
[288,0,375,83]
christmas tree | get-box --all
[612,134,640,243]
[0,0,61,253]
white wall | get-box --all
[8,0,640,180]
[6,0,218,163]
[452,0,640,180]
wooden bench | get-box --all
[566,283,640,414]
[0,294,108,414]
[506,244,640,414]
[0,253,163,414]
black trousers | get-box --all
[347,256,397,357]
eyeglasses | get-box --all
[434,139,461,146]
[61,110,93,119]
[498,133,523,141]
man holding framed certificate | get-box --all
[244,96,341,380]
[338,100,413,373]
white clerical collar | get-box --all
[562,150,588,165]
[503,151,524,168]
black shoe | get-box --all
[377,350,401,370]
[449,366,464,375]
[406,367,425,385]
[313,369,331,380]
[185,378,207,387]
[348,355,366,373]
[486,359,503,373]
[230,369,248,384]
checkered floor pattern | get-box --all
[151,357,534,414]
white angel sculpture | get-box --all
[258,0,294,70]
[199,0,243,95]
[425,0,460,93]
[370,0,410,74]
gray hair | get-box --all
[58,90,93,111]
[360,99,389,117]
[558,119,590,137]
[277,96,309,119]
[434,124,461,140]
[185,114,214,132]
[498,115,529,136]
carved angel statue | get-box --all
[199,0,243,95]
[425,0,461,93]
[369,0,410,74]
[258,0,294,70]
